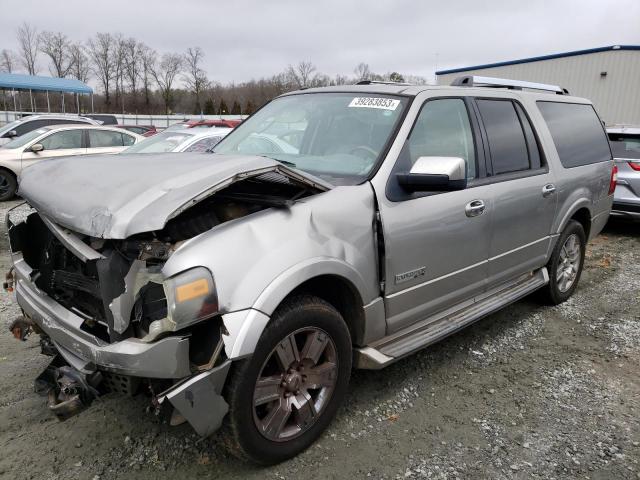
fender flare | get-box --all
[221,257,371,359]
[554,198,592,235]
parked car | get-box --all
[187,119,243,128]
[6,77,614,464]
[0,125,142,200]
[120,128,232,154]
[85,114,118,125]
[165,119,242,131]
[0,114,99,146]
[116,125,158,137]
[607,125,640,220]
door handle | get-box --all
[465,200,485,217]
[542,183,556,197]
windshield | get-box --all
[165,123,189,131]
[2,128,47,149]
[213,92,409,185]
[121,131,194,153]
[608,133,640,160]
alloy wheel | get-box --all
[556,233,581,293]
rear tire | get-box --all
[222,295,352,464]
[539,220,586,305]
[0,170,17,202]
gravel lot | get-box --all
[0,198,639,480]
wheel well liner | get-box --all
[288,275,366,345]
[570,207,591,238]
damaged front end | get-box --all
[6,161,328,436]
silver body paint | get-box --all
[9,83,613,438]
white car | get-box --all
[0,125,142,200]
[0,114,100,146]
[121,128,233,154]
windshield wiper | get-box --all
[259,155,297,169]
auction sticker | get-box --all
[348,97,400,110]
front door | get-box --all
[375,97,493,334]
[21,129,86,168]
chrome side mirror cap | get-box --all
[397,156,467,192]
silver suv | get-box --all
[6,76,614,464]
[607,125,640,219]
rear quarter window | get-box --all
[537,101,611,168]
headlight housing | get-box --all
[143,267,218,342]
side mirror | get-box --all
[5,130,17,138]
[30,143,44,153]
[396,156,467,192]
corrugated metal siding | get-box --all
[437,50,640,125]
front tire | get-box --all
[222,295,352,464]
[539,220,586,305]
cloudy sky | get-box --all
[1,0,638,85]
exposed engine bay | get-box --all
[6,171,323,427]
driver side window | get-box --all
[409,99,476,180]
[40,130,83,150]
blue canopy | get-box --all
[0,73,93,94]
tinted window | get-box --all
[607,133,640,160]
[408,98,476,179]
[537,102,611,168]
[40,130,83,150]
[89,130,125,148]
[514,103,542,169]
[477,99,529,175]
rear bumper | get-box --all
[14,256,191,379]
[611,201,640,220]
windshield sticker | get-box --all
[348,97,400,110]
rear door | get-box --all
[87,129,137,154]
[21,129,86,168]
[474,98,557,287]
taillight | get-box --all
[608,164,618,195]
[628,161,640,171]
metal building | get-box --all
[436,45,640,126]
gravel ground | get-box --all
[0,198,638,480]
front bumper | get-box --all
[14,255,191,379]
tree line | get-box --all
[0,22,428,116]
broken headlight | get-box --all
[143,267,218,342]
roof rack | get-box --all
[451,75,569,95]
[356,80,414,86]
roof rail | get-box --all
[451,75,569,95]
[356,80,414,86]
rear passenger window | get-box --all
[476,99,529,175]
[537,102,611,168]
[89,130,125,147]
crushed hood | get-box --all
[19,153,331,239]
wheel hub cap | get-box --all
[252,327,338,442]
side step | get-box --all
[355,268,548,369]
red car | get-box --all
[185,119,242,129]
[116,125,158,137]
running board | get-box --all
[354,268,548,369]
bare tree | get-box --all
[139,44,156,108]
[0,49,17,73]
[151,53,183,114]
[123,38,142,110]
[87,33,115,105]
[39,31,74,77]
[69,43,90,83]
[286,61,317,88]
[354,62,371,81]
[16,22,40,75]
[183,46,209,113]
[111,34,127,110]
